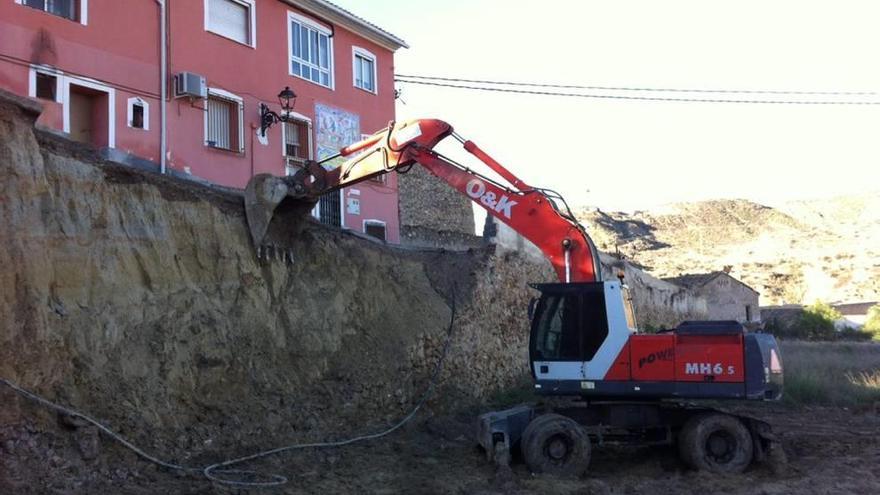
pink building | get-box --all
[0,0,407,242]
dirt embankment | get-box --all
[0,91,554,493]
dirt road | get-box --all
[3,402,878,494]
[272,404,879,495]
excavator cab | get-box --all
[528,281,636,392]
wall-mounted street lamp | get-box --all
[259,86,297,137]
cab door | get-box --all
[530,284,610,381]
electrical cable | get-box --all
[0,52,161,100]
[394,78,880,105]
[0,288,458,488]
[396,73,878,96]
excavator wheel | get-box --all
[520,413,591,477]
[678,413,753,473]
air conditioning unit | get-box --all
[174,72,207,99]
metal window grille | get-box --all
[207,95,242,152]
[318,192,341,227]
[24,0,76,20]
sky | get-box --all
[334,0,880,212]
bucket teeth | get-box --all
[256,244,294,266]
[244,174,290,249]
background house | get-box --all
[663,271,760,324]
[831,301,877,330]
[0,0,406,241]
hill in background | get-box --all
[577,193,880,306]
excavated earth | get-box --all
[1,91,879,494]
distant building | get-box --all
[832,302,877,330]
[761,302,877,332]
[0,0,407,242]
[664,272,760,324]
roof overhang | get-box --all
[281,0,409,51]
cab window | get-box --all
[532,290,609,361]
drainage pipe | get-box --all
[156,0,167,174]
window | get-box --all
[318,192,341,227]
[352,47,377,93]
[127,97,149,130]
[283,119,311,161]
[532,289,609,361]
[131,105,144,129]
[533,295,582,361]
[205,90,243,152]
[35,72,57,101]
[364,220,386,241]
[622,286,637,329]
[289,12,333,88]
[283,118,312,175]
[22,0,78,21]
[205,0,255,47]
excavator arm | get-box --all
[244,119,602,283]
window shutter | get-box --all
[208,0,249,45]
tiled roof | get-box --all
[663,272,723,289]
[833,302,878,316]
[285,0,409,50]
[664,271,759,295]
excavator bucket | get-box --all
[244,173,291,248]
[243,161,328,249]
[242,119,450,252]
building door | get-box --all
[69,84,110,148]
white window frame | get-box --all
[28,65,62,103]
[281,112,313,177]
[352,46,377,94]
[287,11,334,89]
[29,66,116,148]
[15,0,88,25]
[204,87,244,153]
[126,97,149,131]
[363,219,387,241]
[203,0,257,48]
[280,111,312,157]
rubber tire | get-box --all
[520,413,591,477]
[678,413,754,473]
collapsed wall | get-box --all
[397,166,481,249]
[0,91,553,492]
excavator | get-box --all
[244,119,784,477]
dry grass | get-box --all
[780,340,880,407]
